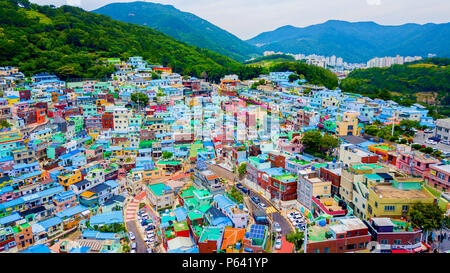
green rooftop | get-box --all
[173,221,189,232]
[193,189,212,199]
[157,160,182,166]
[307,222,339,242]
[148,183,171,196]
[188,210,204,220]
[364,174,384,180]
[352,163,383,170]
[291,159,311,165]
[273,174,297,182]
[374,144,396,151]
[199,227,222,243]
[179,186,195,199]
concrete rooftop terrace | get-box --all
[371,185,432,199]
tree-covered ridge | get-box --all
[269,62,339,90]
[0,0,243,80]
[244,54,296,66]
[247,20,450,63]
[93,1,261,62]
[340,58,450,116]
[341,59,450,95]
[0,1,340,88]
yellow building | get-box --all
[6,96,20,105]
[58,170,82,190]
[336,111,361,136]
[366,178,435,219]
[133,168,163,182]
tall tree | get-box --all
[409,202,445,244]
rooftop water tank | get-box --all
[319,220,326,227]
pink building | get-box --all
[278,136,303,154]
[396,151,439,178]
[423,161,450,192]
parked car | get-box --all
[273,222,282,233]
[145,225,155,231]
[275,238,282,250]
[131,242,136,250]
[251,196,260,204]
[441,140,450,145]
[128,232,135,241]
[147,248,153,253]
[130,249,136,253]
[424,129,434,134]
[259,203,267,209]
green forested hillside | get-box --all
[0,0,339,88]
[93,1,260,62]
[0,0,244,81]
[244,54,296,66]
[268,62,338,89]
[340,58,450,116]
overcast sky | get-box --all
[29,0,450,39]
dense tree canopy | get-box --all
[0,0,243,81]
[340,58,450,116]
[409,202,445,236]
[269,62,339,89]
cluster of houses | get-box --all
[0,55,448,253]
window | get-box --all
[384,205,395,211]
[380,239,388,245]
[402,205,409,212]
[323,247,330,253]
[313,249,320,253]
[393,239,401,245]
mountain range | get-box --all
[93,1,261,62]
[246,20,450,63]
[0,0,244,81]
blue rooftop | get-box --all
[90,210,123,226]
[55,205,89,219]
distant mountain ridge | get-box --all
[93,1,261,62]
[246,20,450,63]
[0,0,244,81]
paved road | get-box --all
[247,189,294,236]
[124,198,147,253]
[414,131,450,154]
[208,162,293,236]
[125,220,147,253]
[433,228,450,253]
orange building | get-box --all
[36,108,46,124]
[220,227,246,253]
[13,222,34,250]
[368,143,397,165]
[57,170,83,191]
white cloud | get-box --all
[366,0,381,6]
[66,0,81,6]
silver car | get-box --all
[275,238,282,250]
[273,222,282,233]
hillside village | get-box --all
[0,55,449,254]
